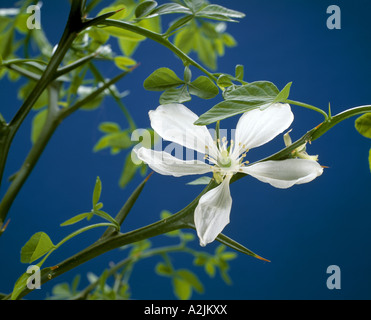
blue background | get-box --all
[1,0,371,300]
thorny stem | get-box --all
[98,19,218,82]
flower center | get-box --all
[205,137,250,184]
[218,150,232,168]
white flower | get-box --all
[136,103,323,246]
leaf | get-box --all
[173,25,196,54]
[60,212,90,226]
[355,113,371,139]
[235,64,244,81]
[172,277,192,300]
[11,272,30,300]
[92,176,102,207]
[189,76,219,99]
[31,109,47,144]
[97,5,127,20]
[94,131,132,154]
[195,81,281,125]
[176,269,204,294]
[369,148,371,173]
[135,1,158,18]
[159,85,191,104]
[95,210,120,231]
[119,152,139,188]
[143,67,184,91]
[205,260,216,277]
[155,262,173,276]
[274,82,292,103]
[217,74,233,88]
[196,4,245,22]
[186,176,212,185]
[146,3,191,18]
[114,56,137,70]
[99,122,121,133]
[165,15,193,35]
[20,232,55,264]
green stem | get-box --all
[286,99,329,121]
[232,104,371,178]
[0,86,61,224]
[97,19,217,82]
[0,72,129,226]
[0,0,84,190]
[73,242,186,300]
[88,62,136,130]
[39,223,115,268]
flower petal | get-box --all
[241,159,323,189]
[149,104,219,159]
[233,103,294,156]
[194,176,232,246]
[136,147,212,177]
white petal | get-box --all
[149,104,219,159]
[233,103,294,156]
[242,159,323,189]
[194,176,232,246]
[136,147,212,177]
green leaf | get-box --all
[176,269,204,294]
[369,148,371,173]
[146,3,191,18]
[99,122,121,133]
[31,109,47,144]
[119,153,139,188]
[195,81,280,125]
[95,210,120,231]
[217,74,233,88]
[97,5,127,20]
[172,277,192,300]
[235,64,244,81]
[92,176,102,207]
[196,33,217,70]
[165,15,193,35]
[155,262,173,276]
[274,82,292,103]
[186,176,212,185]
[114,56,137,70]
[20,232,55,264]
[11,272,31,300]
[79,92,104,111]
[173,25,196,54]
[196,4,245,22]
[355,113,371,139]
[94,131,132,154]
[189,76,219,99]
[205,260,216,277]
[159,85,191,104]
[60,212,90,226]
[135,1,158,18]
[143,67,184,91]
